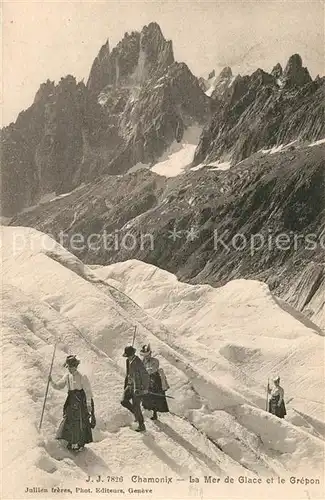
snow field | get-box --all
[1,226,324,499]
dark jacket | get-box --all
[125,355,150,394]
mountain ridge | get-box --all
[1,22,324,216]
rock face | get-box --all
[87,23,174,94]
[1,22,208,216]
[193,55,324,166]
[209,67,233,99]
[11,142,325,329]
[284,263,325,329]
[1,76,115,215]
[271,63,283,79]
[105,61,210,174]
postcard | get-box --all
[1,1,324,499]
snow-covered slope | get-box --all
[1,227,324,499]
[95,260,325,420]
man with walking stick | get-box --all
[120,345,149,432]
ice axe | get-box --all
[132,326,136,347]
[148,391,175,400]
[38,341,57,431]
[122,327,136,395]
[265,378,269,412]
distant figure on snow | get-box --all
[121,346,149,432]
[268,376,286,419]
[140,344,169,420]
[50,355,95,451]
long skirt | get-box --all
[56,389,93,446]
[142,372,169,413]
[269,395,286,418]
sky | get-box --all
[2,0,325,125]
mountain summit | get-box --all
[282,53,312,87]
[87,22,174,94]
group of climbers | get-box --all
[49,343,169,450]
[48,345,286,452]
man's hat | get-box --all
[273,375,280,382]
[140,344,151,354]
[64,355,80,367]
[123,346,136,357]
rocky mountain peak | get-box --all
[285,53,303,69]
[250,68,275,86]
[57,74,78,91]
[282,53,312,87]
[218,66,232,79]
[87,30,140,93]
[271,63,283,78]
[141,21,164,38]
[98,39,110,60]
[87,22,173,94]
[208,66,234,100]
[138,22,174,80]
[33,79,55,104]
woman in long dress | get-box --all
[140,344,169,420]
[50,355,95,451]
[268,376,287,418]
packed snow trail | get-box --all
[1,227,324,499]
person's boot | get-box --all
[151,411,158,421]
[135,423,146,432]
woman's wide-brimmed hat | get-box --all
[64,355,80,367]
[140,344,151,354]
[273,375,280,382]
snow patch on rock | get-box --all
[151,126,202,177]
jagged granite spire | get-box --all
[271,63,283,79]
[282,54,312,87]
[87,22,174,94]
[218,67,232,79]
